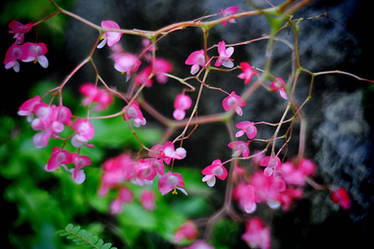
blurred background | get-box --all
[1,0,374,248]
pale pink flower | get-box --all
[222,91,246,116]
[228,141,250,157]
[80,83,113,111]
[17,95,42,121]
[270,77,288,100]
[71,119,95,148]
[4,43,24,72]
[134,159,157,186]
[71,153,91,184]
[97,20,122,49]
[238,62,258,84]
[153,58,173,83]
[220,6,239,27]
[113,52,141,80]
[158,171,187,195]
[202,159,228,187]
[174,220,198,244]
[330,187,351,210]
[8,20,33,44]
[20,42,49,68]
[233,182,257,213]
[140,190,156,211]
[122,101,146,127]
[45,147,72,172]
[259,155,281,176]
[215,40,234,68]
[173,93,192,120]
[110,187,133,214]
[235,121,257,139]
[185,49,208,75]
[242,217,271,249]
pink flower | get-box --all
[113,52,141,80]
[233,183,257,213]
[235,121,257,139]
[153,58,173,83]
[17,95,42,120]
[80,83,113,111]
[242,217,271,249]
[174,220,198,244]
[220,6,239,27]
[134,66,153,87]
[182,240,214,249]
[140,190,156,211]
[134,159,157,186]
[279,159,315,186]
[122,101,146,127]
[110,187,133,214]
[149,142,187,164]
[215,41,234,68]
[173,93,192,120]
[71,119,95,148]
[97,20,122,48]
[8,20,33,44]
[71,153,91,184]
[4,43,24,72]
[270,77,288,100]
[259,155,281,176]
[158,171,187,195]
[185,49,208,75]
[222,91,246,116]
[278,188,303,210]
[45,147,72,172]
[228,141,250,157]
[202,159,228,187]
[238,62,258,84]
[330,187,351,210]
[20,42,49,68]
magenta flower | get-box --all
[45,147,72,172]
[20,42,49,68]
[173,93,192,120]
[185,49,208,75]
[97,20,122,49]
[71,153,91,184]
[228,141,250,157]
[134,159,157,186]
[235,121,257,139]
[134,66,153,87]
[220,6,239,27]
[110,187,133,214]
[8,20,33,44]
[71,119,95,148]
[202,159,228,187]
[122,101,146,127]
[174,220,198,244]
[222,91,246,116]
[17,95,42,120]
[113,52,141,80]
[330,187,351,210]
[4,43,24,72]
[270,77,288,100]
[80,83,113,111]
[158,171,187,195]
[153,58,173,83]
[238,62,258,84]
[233,182,257,213]
[140,190,156,211]
[215,40,234,68]
[242,217,271,249]
[279,159,316,186]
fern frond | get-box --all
[58,223,117,249]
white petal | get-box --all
[222,59,234,68]
[97,38,107,49]
[38,55,49,68]
[177,187,188,196]
[226,47,234,57]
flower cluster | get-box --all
[79,83,113,112]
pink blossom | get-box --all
[259,155,281,176]
[173,93,192,120]
[79,83,113,111]
[153,58,173,83]
[149,142,187,164]
[4,43,24,72]
[270,77,288,100]
[158,171,187,195]
[140,190,156,211]
[113,52,141,80]
[110,187,133,214]
[182,240,214,249]
[202,159,228,187]
[20,42,49,68]
[222,91,246,116]
[45,147,72,172]
[215,40,234,68]
[185,49,208,75]
[71,153,91,184]
[238,62,258,84]
[174,220,198,244]
[97,20,122,48]
[134,159,157,186]
[228,141,250,157]
[279,159,315,186]
[17,95,42,120]
[233,182,257,213]
[8,20,33,44]
[330,187,351,210]
[134,66,153,87]
[71,119,95,148]
[122,101,146,127]
[220,6,239,27]
[242,217,271,249]
[278,188,303,210]
[235,121,257,139]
